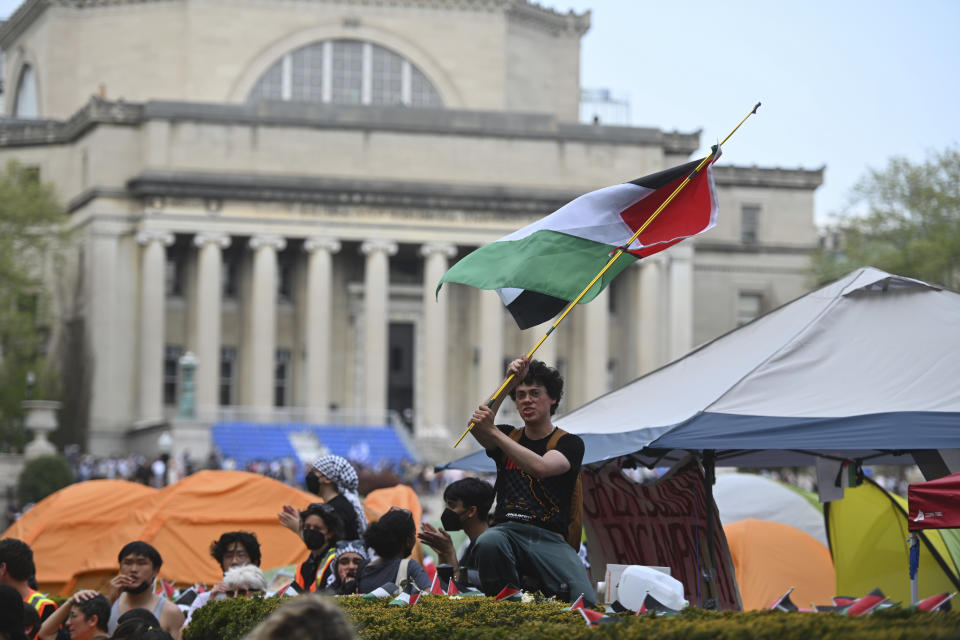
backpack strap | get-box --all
[396,558,410,585]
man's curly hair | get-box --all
[508,360,563,415]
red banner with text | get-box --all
[582,459,742,610]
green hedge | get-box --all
[183,595,960,640]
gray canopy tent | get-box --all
[439,267,960,475]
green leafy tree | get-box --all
[0,161,66,451]
[814,147,960,287]
[17,455,74,505]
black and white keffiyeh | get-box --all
[312,454,368,535]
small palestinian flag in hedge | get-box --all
[430,575,445,595]
[844,589,889,615]
[769,587,799,612]
[917,593,955,612]
[447,579,459,595]
[578,608,618,628]
[494,585,523,602]
[389,583,422,607]
[362,583,400,600]
[565,594,585,611]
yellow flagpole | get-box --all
[454,102,761,447]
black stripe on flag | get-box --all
[629,157,704,190]
[506,290,569,330]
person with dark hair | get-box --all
[418,477,494,589]
[184,532,262,627]
[0,539,57,634]
[469,357,595,605]
[37,591,109,640]
[357,508,430,593]
[110,608,160,640]
[105,541,184,638]
[291,503,344,593]
[0,584,27,640]
[278,455,367,542]
[21,603,38,640]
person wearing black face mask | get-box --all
[418,478,494,589]
[292,504,345,593]
[105,541,184,638]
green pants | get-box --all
[475,521,596,605]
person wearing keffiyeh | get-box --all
[278,455,367,541]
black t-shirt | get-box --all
[486,425,584,535]
[328,494,360,540]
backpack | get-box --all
[508,427,583,550]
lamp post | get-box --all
[178,351,197,419]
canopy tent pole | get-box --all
[702,450,720,608]
[909,532,920,604]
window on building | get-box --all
[737,292,763,326]
[741,205,760,244]
[219,347,236,406]
[249,39,443,108]
[163,345,184,405]
[274,349,291,407]
[165,256,184,297]
[222,258,238,299]
[13,64,38,119]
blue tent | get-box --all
[439,268,960,472]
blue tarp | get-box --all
[212,423,415,467]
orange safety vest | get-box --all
[295,548,336,592]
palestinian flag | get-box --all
[844,589,888,615]
[769,587,799,612]
[578,608,618,627]
[917,592,955,612]
[389,584,422,607]
[362,583,400,600]
[493,585,523,602]
[447,579,460,595]
[438,153,720,329]
[565,594,585,611]
[430,575,445,595]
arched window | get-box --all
[13,63,38,119]
[249,39,443,108]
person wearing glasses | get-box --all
[356,508,431,593]
[183,531,262,627]
[292,503,345,592]
[469,357,596,605]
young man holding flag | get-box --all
[469,357,595,605]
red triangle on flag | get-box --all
[568,594,584,610]
[635,603,647,616]
[430,575,445,595]
[447,579,460,595]
[579,608,606,627]
[918,592,955,612]
[494,586,521,601]
[408,591,421,607]
[846,589,886,615]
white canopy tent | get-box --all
[440,267,960,472]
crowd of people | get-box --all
[0,357,596,640]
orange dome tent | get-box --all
[3,471,320,594]
[724,518,835,610]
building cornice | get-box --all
[713,164,824,191]
[125,170,581,216]
[0,97,701,153]
[0,0,589,49]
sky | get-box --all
[561,0,960,223]
[1,0,957,224]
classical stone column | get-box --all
[360,240,397,421]
[419,242,457,435]
[638,256,666,374]
[581,288,610,402]
[247,235,286,411]
[478,289,504,402]
[667,243,694,361]
[303,237,341,419]
[136,230,174,423]
[193,232,231,420]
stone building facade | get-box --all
[0,0,822,462]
